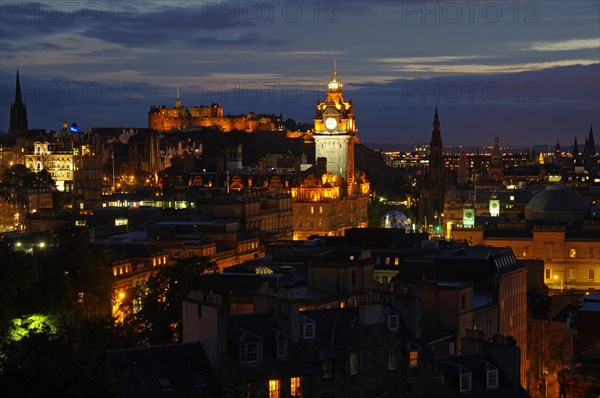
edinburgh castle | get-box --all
[148,94,277,132]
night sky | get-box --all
[1,1,599,146]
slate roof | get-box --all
[107,342,221,398]
[434,353,530,397]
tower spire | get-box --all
[175,86,181,108]
[9,69,28,134]
[429,107,443,169]
[333,57,337,77]
[587,125,596,155]
[15,70,22,104]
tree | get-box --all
[0,330,124,398]
[0,228,130,397]
[0,164,54,188]
[126,256,218,345]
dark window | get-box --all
[322,360,333,379]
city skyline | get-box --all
[1,1,599,145]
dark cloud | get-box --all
[1,64,597,146]
[0,2,287,48]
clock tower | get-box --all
[313,61,357,189]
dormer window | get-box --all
[487,369,499,389]
[387,314,398,330]
[459,371,472,392]
[299,315,316,340]
[409,351,419,368]
[240,341,262,364]
[348,352,359,375]
[277,338,288,359]
[383,307,400,331]
[322,360,333,379]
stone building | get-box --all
[453,184,600,292]
[148,94,276,133]
[291,65,370,240]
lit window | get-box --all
[409,351,418,368]
[590,247,595,258]
[269,379,280,398]
[310,206,314,214]
[388,350,397,371]
[570,247,577,258]
[322,360,333,379]
[394,258,400,266]
[290,377,302,397]
[385,257,390,266]
[487,369,498,389]
[460,372,471,392]
[349,255,355,260]
[589,270,595,280]
[349,352,359,375]
[319,206,323,214]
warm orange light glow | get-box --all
[269,379,280,398]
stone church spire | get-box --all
[584,125,596,156]
[429,107,443,170]
[9,70,28,133]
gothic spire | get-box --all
[585,125,596,155]
[429,107,443,170]
[9,69,28,134]
[431,107,442,146]
[572,137,579,157]
[15,70,23,105]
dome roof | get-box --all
[255,265,273,275]
[525,184,589,224]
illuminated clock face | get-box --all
[491,202,498,208]
[465,211,473,219]
[325,117,337,130]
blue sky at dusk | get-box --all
[0,0,598,146]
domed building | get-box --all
[525,184,590,224]
[452,183,599,293]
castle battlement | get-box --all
[148,100,275,132]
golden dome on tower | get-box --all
[327,58,343,92]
